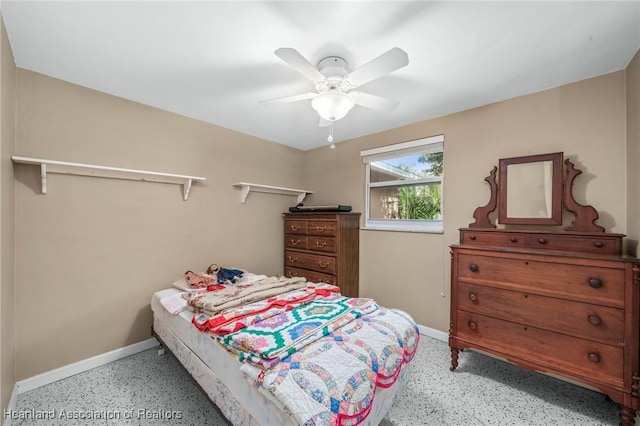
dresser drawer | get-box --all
[285,267,336,285]
[457,253,625,307]
[458,229,622,255]
[308,236,336,253]
[308,221,337,236]
[525,234,621,255]
[455,311,624,387]
[461,230,525,247]
[457,282,624,345]
[285,235,308,249]
[285,220,308,235]
[285,250,336,274]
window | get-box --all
[361,135,444,233]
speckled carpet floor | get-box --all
[11,336,629,425]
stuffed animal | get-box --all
[206,264,244,284]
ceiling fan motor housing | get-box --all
[318,56,348,77]
[316,56,351,93]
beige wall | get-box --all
[0,14,16,414]
[13,70,305,379]
[304,71,628,332]
[626,49,640,257]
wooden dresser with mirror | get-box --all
[449,152,640,424]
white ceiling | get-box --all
[1,1,639,151]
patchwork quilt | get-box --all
[174,273,419,426]
[221,296,379,368]
[238,306,419,426]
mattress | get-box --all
[151,287,413,425]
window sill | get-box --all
[361,223,443,234]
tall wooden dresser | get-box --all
[283,212,360,297]
[449,153,640,425]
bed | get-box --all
[151,270,420,426]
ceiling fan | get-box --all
[260,47,409,146]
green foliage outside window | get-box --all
[397,184,441,219]
[396,152,443,220]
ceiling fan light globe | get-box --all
[311,92,355,121]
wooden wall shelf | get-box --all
[11,156,206,201]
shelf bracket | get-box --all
[183,179,193,201]
[40,163,47,194]
[239,184,251,203]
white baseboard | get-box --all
[13,338,159,396]
[417,324,448,342]
[4,382,19,426]
[4,340,157,426]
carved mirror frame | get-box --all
[468,152,605,233]
[498,152,563,225]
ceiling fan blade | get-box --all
[260,92,316,107]
[345,47,409,88]
[274,48,326,83]
[351,91,399,112]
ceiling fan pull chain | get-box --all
[328,120,336,149]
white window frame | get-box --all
[361,134,444,233]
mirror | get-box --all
[498,152,563,225]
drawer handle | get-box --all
[290,239,300,246]
[468,292,478,302]
[287,271,298,277]
[510,236,518,243]
[469,264,479,272]
[291,224,301,231]
[315,241,327,248]
[538,238,547,245]
[288,256,298,263]
[469,234,476,241]
[588,315,602,326]
[468,321,477,331]
[315,226,326,232]
[588,352,601,363]
[318,261,330,268]
[588,278,602,289]
[594,241,604,248]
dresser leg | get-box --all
[450,347,459,371]
[619,404,635,425]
